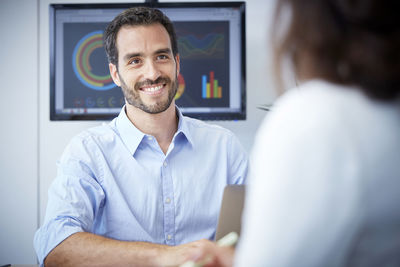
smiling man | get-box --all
[34,7,248,267]
[115,25,178,115]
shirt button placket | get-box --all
[162,159,175,245]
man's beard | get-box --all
[119,75,178,114]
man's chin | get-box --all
[130,102,172,114]
[125,86,177,115]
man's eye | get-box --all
[129,58,141,65]
[157,55,169,60]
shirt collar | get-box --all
[175,107,194,147]
[115,106,146,156]
[115,106,194,156]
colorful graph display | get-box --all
[58,19,231,115]
[173,21,229,108]
[72,30,115,91]
[178,33,225,59]
[202,71,222,99]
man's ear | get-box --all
[175,54,180,76]
[109,63,121,87]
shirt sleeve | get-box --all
[33,137,105,266]
[227,132,249,185]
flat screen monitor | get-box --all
[49,2,246,120]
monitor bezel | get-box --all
[49,2,246,121]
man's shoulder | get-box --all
[68,121,118,150]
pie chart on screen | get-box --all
[175,73,185,100]
[72,30,116,91]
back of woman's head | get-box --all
[274,0,400,101]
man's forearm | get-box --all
[44,232,185,267]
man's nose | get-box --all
[143,61,161,81]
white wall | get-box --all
[0,0,39,264]
[0,0,277,264]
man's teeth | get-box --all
[142,85,163,92]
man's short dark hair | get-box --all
[104,6,178,67]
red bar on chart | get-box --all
[210,71,214,98]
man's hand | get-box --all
[164,239,218,266]
[204,246,235,267]
[176,240,235,267]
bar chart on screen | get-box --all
[202,71,223,99]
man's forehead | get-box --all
[116,23,169,41]
[115,23,172,53]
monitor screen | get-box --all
[49,2,246,120]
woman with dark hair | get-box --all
[191,0,400,266]
[234,0,400,266]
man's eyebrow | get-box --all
[155,48,172,55]
[122,48,172,62]
[123,52,142,62]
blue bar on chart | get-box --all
[202,75,207,98]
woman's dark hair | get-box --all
[104,6,178,67]
[273,0,400,101]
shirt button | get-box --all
[163,162,167,167]
[167,234,172,240]
[165,197,171,204]
[147,136,153,141]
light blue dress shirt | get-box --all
[34,107,248,265]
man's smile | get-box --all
[139,83,165,95]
